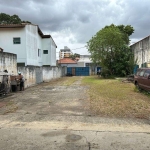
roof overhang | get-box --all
[0,24,25,28]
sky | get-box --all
[0,0,150,59]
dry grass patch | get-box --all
[82,76,150,119]
[60,76,79,86]
[38,77,77,87]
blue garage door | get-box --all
[67,67,89,76]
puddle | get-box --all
[66,134,82,142]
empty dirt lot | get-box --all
[0,77,150,150]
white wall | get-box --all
[131,36,150,67]
[18,66,36,88]
[42,38,56,66]
[50,38,56,66]
[0,52,17,74]
[0,28,26,64]
[26,25,42,66]
[60,64,78,67]
[0,24,57,67]
[42,38,51,65]
[18,66,66,88]
[77,62,85,67]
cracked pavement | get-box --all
[0,77,150,150]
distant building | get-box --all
[130,35,150,67]
[0,23,57,66]
[57,58,77,67]
[59,46,72,59]
[77,55,92,67]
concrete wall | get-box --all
[18,66,36,88]
[0,51,66,88]
[18,66,67,88]
[130,36,150,67]
[0,52,17,74]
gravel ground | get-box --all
[0,76,150,150]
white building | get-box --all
[130,35,150,68]
[77,55,92,67]
[0,23,57,66]
[59,46,72,59]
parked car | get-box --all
[134,68,150,91]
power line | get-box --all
[56,46,87,53]
[71,46,87,50]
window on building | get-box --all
[43,50,48,54]
[85,63,90,67]
[13,37,21,44]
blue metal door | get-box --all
[67,67,89,76]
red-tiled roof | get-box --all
[58,58,77,64]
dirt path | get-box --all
[0,77,150,150]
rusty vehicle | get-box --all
[0,71,11,95]
[134,68,150,91]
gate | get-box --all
[35,67,43,84]
[67,67,89,76]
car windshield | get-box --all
[143,69,150,77]
[139,70,145,76]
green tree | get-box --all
[0,13,31,24]
[70,53,80,60]
[87,24,135,77]
[10,14,22,24]
[0,13,11,24]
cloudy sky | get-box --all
[0,0,150,58]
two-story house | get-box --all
[0,23,57,66]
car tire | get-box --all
[135,82,142,91]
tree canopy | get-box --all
[70,53,80,60]
[87,24,135,77]
[0,13,31,24]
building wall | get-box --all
[0,52,17,74]
[42,38,56,66]
[77,62,85,67]
[60,64,78,67]
[26,25,43,66]
[0,28,26,64]
[50,38,56,66]
[59,47,72,59]
[18,66,36,87]
[42,38,51,66]
[131,36,150,67]
[43,67,54,81]
[0,24,57,67]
